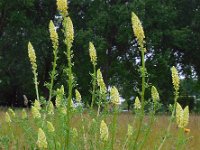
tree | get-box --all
[0,0,56,106]
[0,0,199,109]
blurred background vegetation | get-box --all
[0,0,200,111]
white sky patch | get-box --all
[119,96,125,104]
[135,57,140,65]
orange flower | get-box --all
[184,128,190,133]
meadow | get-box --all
[0,109,199,149]
[0,0,197,149]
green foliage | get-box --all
[0,0,57,105]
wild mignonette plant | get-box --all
[0,0,192,149]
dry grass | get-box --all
[0,109,199,149]
[113,113,200,150]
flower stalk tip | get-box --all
[47,121,55,133]
[151,86,159,102]
[5,112,11,123]
[75,89,81,103]
[28,42,37,71]
[49,20,59,49]
[57,0,68,17]
[171,66,180,93]
[110,86,120,105]
[100,120,109,141]
[131,12,146,52]
[134,96,141,109]
[36,128,48,149]
[89,42,97,65]
[176,102,189,128]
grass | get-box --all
[113,113,200,150]
[0,109,199,149]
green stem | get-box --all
[141,49,145,111]
[139,112,155,150]
[33,70,39,101]
[111,106,118,150]
[157,94,178,150]
[81,113,87,150]
[53,135,57,150]
[176,128,183,150]
[97,103,101,117]
[91,64,97,109]
[48,48,58,101]
[133,47,146,149]
[66,45,73,149]
[122,136,129,150]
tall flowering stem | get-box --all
[89,42,97,109]
[158,66,180,150]
[131,12,146,148]
[97,69,107,116]
[110,86,120,150]
[175,103,189,149]
[28,42,40,101]
[57,0,74,148]
[48,20,59,102]
[139,86,160,150]
[63,16,74,149]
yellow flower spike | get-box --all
[134,96,141,109]
[21,109,27,119]
[31,106,41,119]
[176,103,189,128]
[100,120,109,141]
[110,86,120,105]
[61,85,65,93]
[55,85,65,108]
[183,106,189,127]
[100,81,106,94]
[97,69,103,86]
[49,20,59,49]
[65,17,74,49]
[131,12,146,51]
[55,95,61,108]
[176,102,183,128]
[34,100,41,110]
[47,121,55,133]
[28,42,37,71]
[75,89,81,103]
[97,69,107,94]
[56,0,68,17]
[151,86,160,102]
[5,112,11,123]
[36,128,48,149]
[127,124,133,136]
[60,106,67,114]
[48,101,54,115]
[171,66,180,93]
[89,42,97,65]
[8,108,15,118]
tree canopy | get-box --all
[0,0,199,108]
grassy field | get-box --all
[0,108,199,150]
[115,113,200,150]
